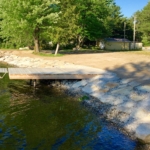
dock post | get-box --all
[33,80,36,88]
[30,79,32,86]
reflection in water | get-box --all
[0,65,145,149]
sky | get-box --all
[115,0,149,18]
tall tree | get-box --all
[75,0,115,47]
[111,17,134,41]
[109,4,124,38]
[49,0,79,55]
[0,0,60,52]
[135,2,150,45]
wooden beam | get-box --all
[9,74,97,79]
[7,68,101,80]
[0,68,8,73]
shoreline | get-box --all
[1,50,150,144]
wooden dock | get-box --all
[0,68,8,73]
[0,68,8,78]
[7,68,102,80]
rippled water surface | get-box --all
[0,62,145,150]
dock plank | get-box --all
[0,68,8,73]
[8,68,101,80]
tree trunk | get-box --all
[96,39,100,47]
[55,43,60,56]
[34,27,40,53]
[77,35,84,49]
[34,38,39,53]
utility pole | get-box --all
[124,22,126,50]
[133,16,136,49]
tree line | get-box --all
[133,1,150,46]
[0,0,144,53]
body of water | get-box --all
[0,62,146,150]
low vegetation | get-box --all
[33,52,64,57]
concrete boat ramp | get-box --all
[0,67,104,79]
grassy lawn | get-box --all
[128,50,150,56]
[33,52,64,57]
[38,49,143,55]
[2,48,150,57]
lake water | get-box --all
[0,62,146,150]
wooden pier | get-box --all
[6,68,102,80]
[0,68,8,73]
[0,68,8,78]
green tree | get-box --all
[0,0,60,52]
[0,0,125,52]
[109,4,125,38]
[49,0,79,55]
[75,0,115,47]
[134,2,150,45]
[111,17,134,41]
[105,3,133,41]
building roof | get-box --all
[105,38,131,42]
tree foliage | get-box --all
[76,0,115,46]
[133,2,150,45]
[0,0,134,52]
[0,0,60,52]
[50,0,116,50]
[50,0,79,45]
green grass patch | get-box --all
[33,52,64,57]
[78,95,89,101]
[59,49,105,54]
[128,50,150,56]
[105,49,142,52]
[59,48,142,54]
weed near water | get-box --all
[78,95,89,101]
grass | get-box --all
[59,49,105,54]
[2,48,150,57]
[128,50,150,56]
[33,52,64,57]
[78,95,89,101]
[59,48,143,54]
